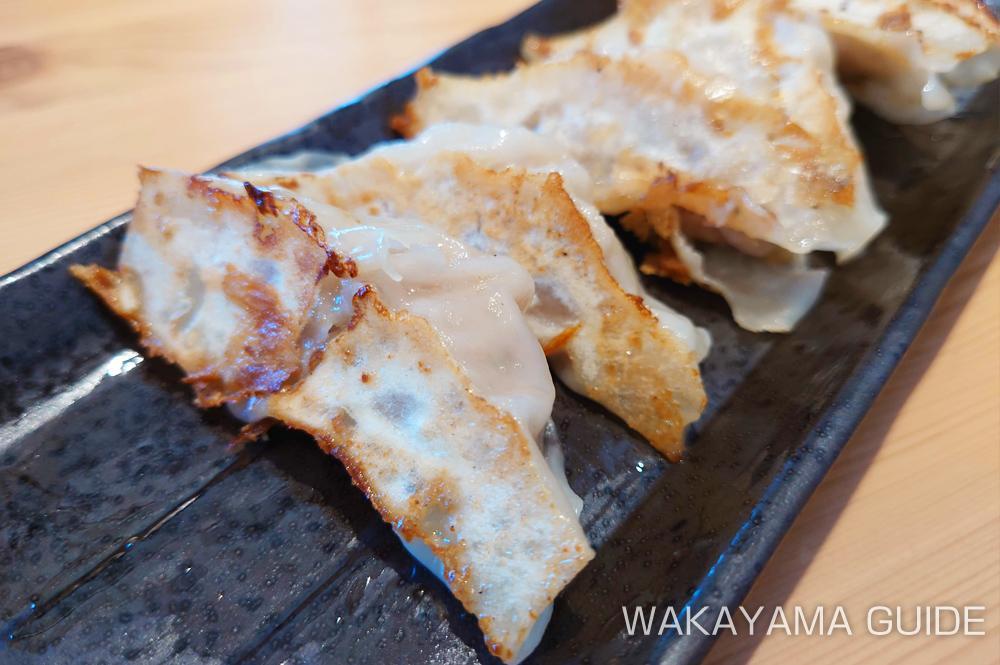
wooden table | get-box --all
[1,1,997,662]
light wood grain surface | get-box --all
[1,1,997,663]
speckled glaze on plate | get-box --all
[0,1,997,663]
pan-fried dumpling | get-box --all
[72,169,594,664]
[522,0,844,136]
[523,0,1000,124]
[791,0,1000,123]
[396,0,886,255]
[236,124,708,460]
[520,0,858,162]
[511,0,879,329]
[70,167,335,407]
[393,15,886,329]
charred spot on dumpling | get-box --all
[243,181,280,217]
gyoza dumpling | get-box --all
[513,0,879,330]
[236,124,708,461]
[393,1,887,331]
[396,0,885,255]
[72,168,594,664]
[524,0,1000,124]
[522,0,846,138]
[791,0,999,123]
[71,168,336,407]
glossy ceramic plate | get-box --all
[1,0,997,663]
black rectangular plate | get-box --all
[1,1,997,663]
